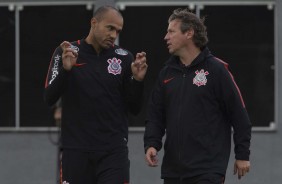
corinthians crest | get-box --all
[107,57,122,75]
[193,69,209,87]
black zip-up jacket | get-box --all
[45,39,144,151]
[144,47,251,179]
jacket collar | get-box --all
[166,46,211,70]
[80,38,116,55]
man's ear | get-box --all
[91,17,98,29]
[186,29,194,39]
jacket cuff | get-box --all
[144,144,161,154]
[131,76,144,91]
[132,76,144,84]
[235,151,250,161]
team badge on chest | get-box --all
[193,69,209,87]
[107,57,122,75]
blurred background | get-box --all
[0,0,281,183]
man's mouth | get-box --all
[105,39,114,45]
[167,43,172,48]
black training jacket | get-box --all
[144,47,251,179]
[45,39,144,151]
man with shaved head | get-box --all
[45,6,147,184]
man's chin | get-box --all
[103,44,113,49]
[168,49,175,54]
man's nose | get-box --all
[164,33,168,40]
[110,30,118,39]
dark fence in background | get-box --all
[0,4,274,129]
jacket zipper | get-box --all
[177,70,187,179]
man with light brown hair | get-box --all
[144,8,251,184]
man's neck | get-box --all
[85,36,101,54]
[179,46,201,66]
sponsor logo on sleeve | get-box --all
[49,54,61,85]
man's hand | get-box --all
[53,107,62,127]
[60,41,78,71]
[234,160,250,179]
[145,147,158,167]
[131,52,148,81]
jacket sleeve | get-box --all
[123,53,145,115]
[44,46,69,107]
[215,61,252,161]
[144,71,166,152]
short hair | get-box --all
[93,5,123,21]
[169,8,208,48]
